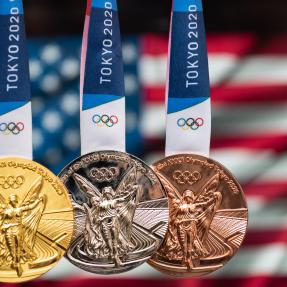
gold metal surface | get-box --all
[149,154,248,277]
[0,157,74,283]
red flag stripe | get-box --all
[257,36,287,54]
[243,182,287,200]
[244,230,287,246]
[212,134,287,153]
[145,135,287,153]
[15,277,287,287]
[141,33,258,55]
[142,86,287,104]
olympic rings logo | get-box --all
[173,170,202,185]
[0,122,25,136]
[0,176,25,189]
[89,167,119,182]
[177,118,204,131]
[92,114,119,128]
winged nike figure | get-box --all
[0,177,46,277]
[72,166,141,267]
[158,173,222,269]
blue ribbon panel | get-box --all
[83,0,124,110]
[0,0,30,115]
[168,0,210,114]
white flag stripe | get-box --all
[248,197,287,230]
[139,55,287,88]
[140,104,166,138]
[139,54,238,87]
[146,149,287,189]
[139,55,167,86]
[45,260,161,280]
[46,243,287,279]
[208,54,239,85]
[213,103,287,136]
[229,56,287,85]
[142,103,287,138]
[211,148,275,183]
[215,244,287,277]
[252,154,287,183]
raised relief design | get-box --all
[160,174,222,269]
[0,158,74,283]
[0,176,25,189]
[152,168,247,275]
[0,177,46,277]
[89,167,120,182]
[173,171,201,185]
[60,151,169,275]
[72,166,140,267]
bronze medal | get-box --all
[148,154,248,277]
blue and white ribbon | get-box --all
[0,0,32,159]
[165,0,211,157]
[80,0,125,154]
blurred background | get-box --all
[10,0,287,286]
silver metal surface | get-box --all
[59,151,169,275]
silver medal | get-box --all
[59,151,169,274]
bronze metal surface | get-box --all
[148,154,248,277]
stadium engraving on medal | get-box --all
[0,158,74,283]
[148,154,248,277]
[59,151,169,274]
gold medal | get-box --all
[148,154,248,277]
[0,157,74,283]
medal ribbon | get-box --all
[0,0,32,159]
[165,0,211,157]
[80,0,125,155]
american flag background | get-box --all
[7,0,287,286]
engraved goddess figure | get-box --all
[159,173,222,269]
[72,166,141,267]
[0,178,46,277]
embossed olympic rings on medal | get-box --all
[173,170,201,185]
[0,175,25,189]
[89,166,120,182]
